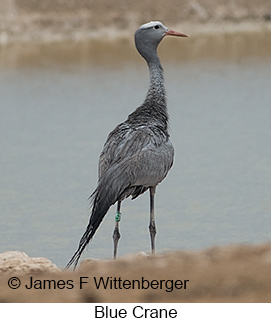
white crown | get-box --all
[139,21,165,29]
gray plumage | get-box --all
[66,21,189,269]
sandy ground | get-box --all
[1,243,271,302]
[0,0,271,43]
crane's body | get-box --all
[66,21,189,269]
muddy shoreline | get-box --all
[1,0,271,43]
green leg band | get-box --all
[115,211,121,222]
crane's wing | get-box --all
[98,122,174,189]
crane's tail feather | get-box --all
[65,196,112,270]
[65,166,131,270]
[65,223,94,269]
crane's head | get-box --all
[134,21,189,63]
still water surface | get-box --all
[0,32,271,267]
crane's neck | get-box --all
[141,58,168,129]
[145,60,166,108]
[127,50,169,131]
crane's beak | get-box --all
[165,28,189,37]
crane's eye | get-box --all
[154,25,160,29]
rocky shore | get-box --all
[1,243,271,302]
[0,0,271,43]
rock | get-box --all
[0,251,60,274]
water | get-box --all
[0,32,271,268]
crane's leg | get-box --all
[149,186,157,254]
[113,200,121,259]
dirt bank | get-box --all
[0,0,271,43]
[1,242,271,302]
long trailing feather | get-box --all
[65,163,133,269]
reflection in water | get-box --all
[0,32,271,267]
[1,30,271,68]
